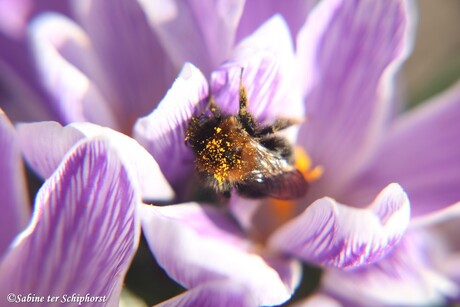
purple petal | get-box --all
[157,280,258,307]
[74,123,175,201]
[18,121,174,201]
[268,183,410,268]
[73,0,176,132]
[141,203,301,306]
[296,0,415,192]
[0,138,140,306]
[211,15,304,124]
[321,233,458,305]
[0,0,70,39]
[29,13,118,128]
[137,0,245,75]
[0,0,32,39]
[236,0,316,43]
[0,109,29,258]
[411,202,460,294]
[0,1,71,123]
[17,121,84,178]
[228,195,263,231]
[344,81,460,217]
[133,63,208,191]
[0,43,54,123]
[411,202,460,229]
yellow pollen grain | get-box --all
[201,134,232,186]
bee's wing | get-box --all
[236,141,308,200]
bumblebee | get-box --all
[185,71,308,200]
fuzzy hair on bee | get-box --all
[185,70,308,200]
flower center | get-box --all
[269,147,323,224]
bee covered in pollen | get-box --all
[185,69,311,200]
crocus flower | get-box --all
[134,0,460,305]
[0,109,142,306]
[131,6,410,306]
[2,0,459,306]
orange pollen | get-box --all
[294,146,324,182]
[269,147,323,223]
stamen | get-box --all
[267,147,323,225]
[294,146,324,182]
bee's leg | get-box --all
[259,134,293,160]
[206,95,221,118]
[256,118,305,136]
[238,68,256,134]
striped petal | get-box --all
[268,183,410,268]
[133,63,208,192]
[17,121,174,201]
[344,81,460,217]
[236,0,315,43]
[29,13,117,128]
[211,15,304,125]
[322,233,458,305]
[137,0,245,75]
[0,137,140,306]
[296,0,415,193]
[141,203,301,306]
[412,202,460,300]
[73,0,176,132]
